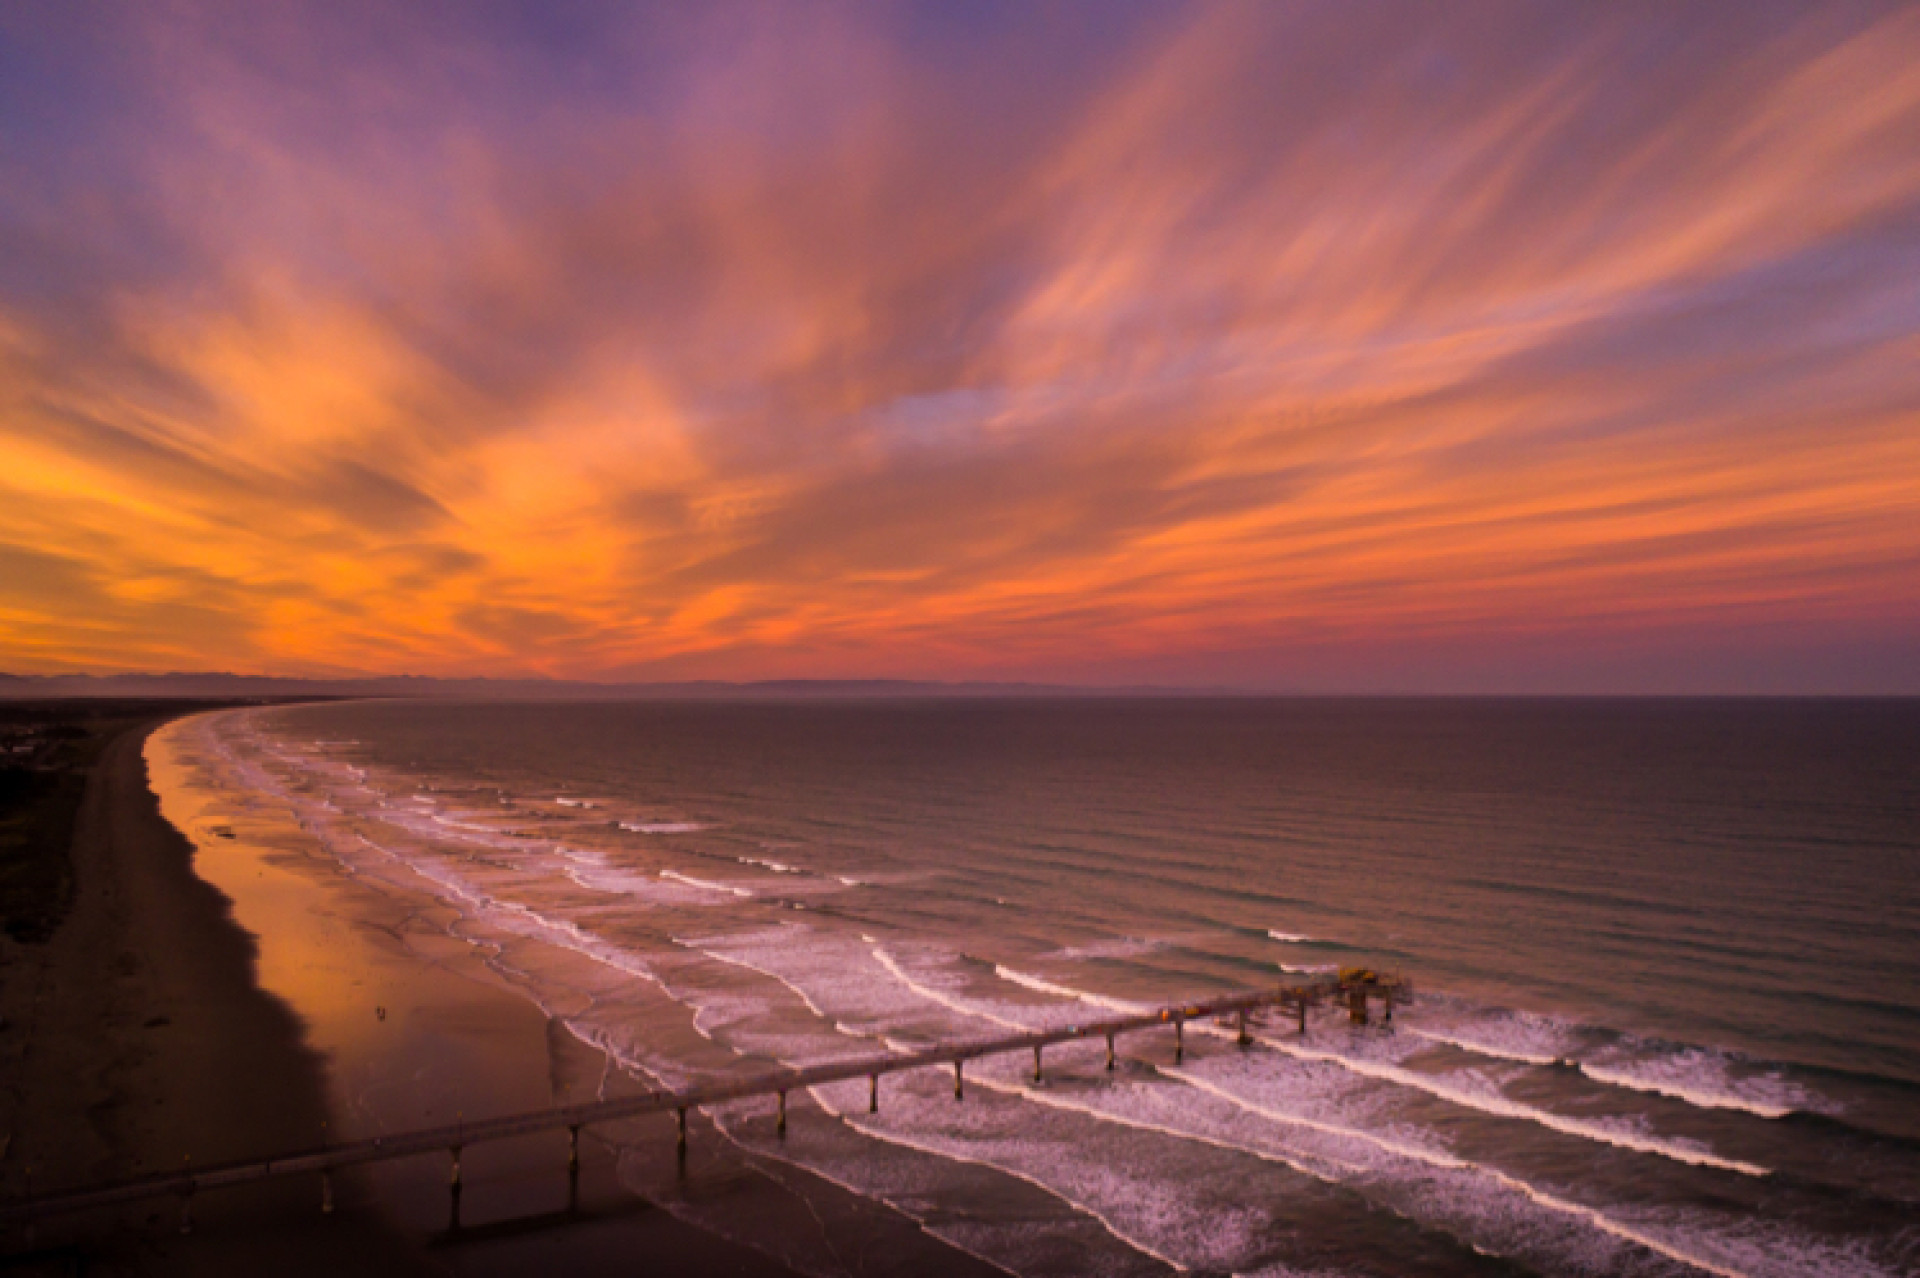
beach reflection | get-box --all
[147,714,597,1230]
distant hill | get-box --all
[0,672,1230,701]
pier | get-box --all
[2,970,1407,1238]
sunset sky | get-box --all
[2,2,1916,692]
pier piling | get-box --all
[1106,1031,1116,1071]
[448,1147,462,1232]
[567,1126,581,1211]
[1174,1018,1184,1064]
[953,1060,964,1101]
[1033,1045,1043,1083]
[777,1090,787,1138]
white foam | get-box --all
[564,865,652,895]
[996,967,1770,1178]
[554,797,595,808]
[705,1108,1022,1278]
[853,961,1759,1278]
[1580,1059,1800,1120]
[926,964,1772,1278]
[432,813,506,835]
[679,927,964,1047]
[806,1083,1189,1273]
[974,1070,1353,1183]
[872,949,1030,1032]
[1416,1023,1815,1119]
[560,860,721,903]
[1169,1070,1754,1278]
[1266,930,1313,944]
[1041,936,1174,962]
[687,941,836,1024]
[660,870,753,898]
[1251,1033,1769,1176]
[738,855,802,874]
[1409,1027,1564,1068]
[341,829,674,997]
[621,821,708,834]
[994,966,1149,1015]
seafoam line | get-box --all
[685,940,869,1040]
[995,965,1149,1015]
[1578,1063,1795,1120]
[1409,1029,1800,1119]
[662,870,754,898]
[1246,1029,1769,1177]
[1165,1070,1751,1278]
[347,829,677,997]
[873,963,1711,1278]
[971,1070,1361,1182]
[873,948,1031,1032]
[627,947,1180,1278]
[1407,1027,1564,1068]
[980,967,1765,1278]
[989,965,1767,1178]
[720,1115,1024,1278]
[807,1081,1187,1274]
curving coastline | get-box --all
[137,708,995,1277]
[4,708,842,1275]
[0,711,421,1273]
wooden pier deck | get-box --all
[2,970,1407,1235]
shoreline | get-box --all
[0,711,422,1273]
[126,706,998,1276]
[2,708,823,1275]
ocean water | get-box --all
[173,699,1918,1277]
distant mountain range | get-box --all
[0,672,1230,700]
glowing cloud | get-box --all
[1,3,1915,690]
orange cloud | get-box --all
[0,3,1915,690]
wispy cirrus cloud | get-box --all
[1,1,1915,690]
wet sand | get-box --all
[1,712,827,1275]
[0,714,422,1273]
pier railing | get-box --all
[2,971,1406,1235]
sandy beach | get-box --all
[0,712,422,1273]
[2,710,851,1275]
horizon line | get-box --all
[2,671,1914,700]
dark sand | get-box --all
[0,715,422,1271]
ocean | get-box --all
[155,698,1919,1277]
